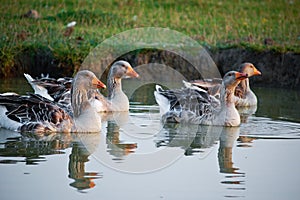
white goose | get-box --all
[0,70,106,133]
[154,71,248,126]
[97,60,139,112]
[183,63,261,107]
[24,60,139,112]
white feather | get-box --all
[24,73,54,101]
[0,106,21,131]
[154,85,170,116]
[0,92,18,96]
[182,80,207,93]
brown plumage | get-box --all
[0,70,106,134]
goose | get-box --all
[102,60,139,111]
[154,71,248,126]
[234,63,261,106]
[0,70,106,133]
[183,63,261,107]
[24,60,139,112]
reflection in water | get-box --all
[156,123,222,157]
[68,141,102,191]
[218,127,241,174]
[69,133,103,191]
[219,105,262,198]
[240,116,300,139]
[238,105,257,123]
[187,125,223,157]
[237,136,256,148]
[1,78,300,198]
[254,87,300,122]
[236,106,257,148]
[0,128,103,191]
[218,127,245,198]
[105,112,138,161]
[156,123,246,198]
[0,130,71,164]
[155,123,199,151]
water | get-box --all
[0,78,300,200]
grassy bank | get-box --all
[0,0,299,77]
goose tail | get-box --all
[24,73,54,101]
[154,85,170,116]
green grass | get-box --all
[0,0,299,77]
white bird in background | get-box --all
[64,21,77,37]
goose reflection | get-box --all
[218,106,259,198]
[218,126,246,198]
[155,123,246,197]
[156,123,223,157]
[237,105,257,148]
[0,129,72,164]
[0,128,103,191]
[218,127,242,174]
[68,133,102,191]
[104,112,137,161]
[156,124,245,176]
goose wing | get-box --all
[0,93,72,133]
[154,86,219,123]
[184,78,222,98]
[24,73,72,102]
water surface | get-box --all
[0,78,299,200]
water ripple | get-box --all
[240,116,300,139]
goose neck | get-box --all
[240,78,250,93]
[220,84,236,107]
[108,77,122,99]
[71,86,90,118]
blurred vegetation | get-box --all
[0,0,299,77]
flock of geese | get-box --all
[0,61,261,134]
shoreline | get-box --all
[1,47,299,89]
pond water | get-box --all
[0,78,300,200]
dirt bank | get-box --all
[211,48,300,89]
[1,48,299,89]
[120,48,300,89]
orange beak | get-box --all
[235,72,248,80]
[92,78,106,89]
[253,67,262,76]
[126,66,139,78]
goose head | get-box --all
[72,70,106,90]
[223,71,248,92]
[239,63,261,77]
[221,71,248,126]
[107,61,139,99]
[71,70,106,117]
[237,63,261,95]
[109,60,139,79]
